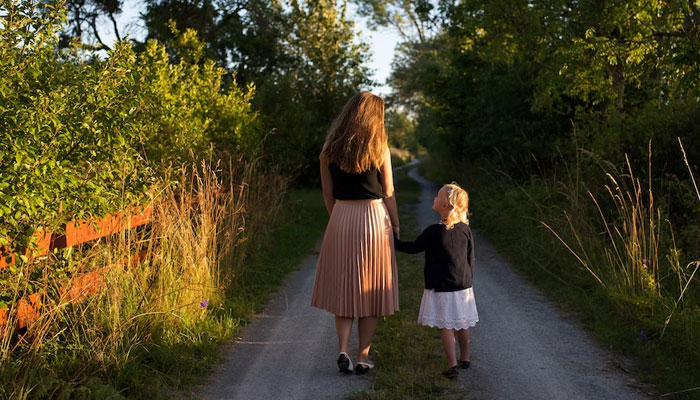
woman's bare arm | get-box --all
[320,156,335,215]
[380,147,400,238]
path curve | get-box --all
[407,166,653,399]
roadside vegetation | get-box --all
[0,0,363,398]
[3,0,699,397]
[369,1,699,398]
[423,155,700,399]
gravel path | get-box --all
[195,247,370,400]
[195,159,418,400]
[194,162,653,400]
[407,166,653,399]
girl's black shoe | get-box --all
[460,360,471,369]
[337,352,353,373]
[442,366,459,379]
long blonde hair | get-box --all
[443,182,470,230]
[320,92,387,173]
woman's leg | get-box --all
[357,316,378,363]
[335,316,353,354]
[440,328,458,368]
[456,328,471,362]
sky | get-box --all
[103,0,401,96]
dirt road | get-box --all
[195,247,370,399]
[196,163,652,399]
[407,166,652,399]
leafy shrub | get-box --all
[0,0,260,255]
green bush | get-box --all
[0,0,260,254]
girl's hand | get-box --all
[392,225,400,239]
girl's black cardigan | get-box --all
[394,222,474,292]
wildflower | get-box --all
[199,300,210,308]
[636,330,647,342]
[642,258,648,269]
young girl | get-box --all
[394,182,478,378]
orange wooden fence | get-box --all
[0,206,153,329]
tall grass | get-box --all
[542,141,698,317]
[422,143,700,397]
[661,139,700,340]
[543,148,662,305]
[0,157,288,399]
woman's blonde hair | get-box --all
[320,92,387,173]
[443,182,470,230]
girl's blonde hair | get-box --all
[443,182,470,230]
[320,92,387,173]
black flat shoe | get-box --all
[355,361,374,375]
[442,366,459,379]
[460,360,471,369]
[337,352,353,374]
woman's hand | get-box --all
[392,225,400,240]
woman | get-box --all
[311,92,400,375]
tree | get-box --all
[353,0,447,43]
[257,0,372,182]
[1,1,260,252]
[141,0,372,183]
[59,0,126,50]
[142,0,287,86]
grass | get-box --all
[0,159,329,400]
[113,187,329,399]
[223,188,328,319]
[350,162,461,399]
[392,167,421,206]
[420,155,700,399]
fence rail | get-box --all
[0,206,153,329]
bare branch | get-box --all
[108,11,121,42]
[89,14,111,51]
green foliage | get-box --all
[131,23,260,165]
[387,1,700,395]
[0,1,260,254]
[0,0,150,251]
[386,0,700,251]
[386,109,417,152]
[257,0,372,183]
[141,0,373,184]
[142,0,285,86]
[389,0,700,174]
[437,157,700,398]
[353,0,444,43]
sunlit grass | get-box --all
[0,158,319,399]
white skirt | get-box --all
[417,288,479,330]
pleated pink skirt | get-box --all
[311,199,399,317]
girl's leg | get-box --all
[357,316,378,363]
[440,328,457,368]
[456,328,471,362]
[335,316,353,355]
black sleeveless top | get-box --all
[329,163,384,200]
